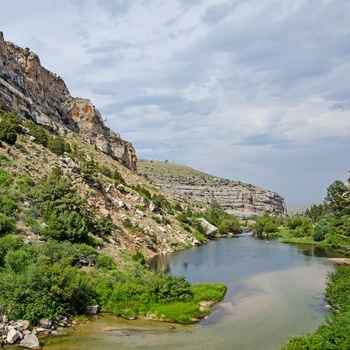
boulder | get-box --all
[197,218,218,237]
[38,318,52,329]
[17,320,30,331]
[85,305,99,315]
[19,333,40,349]
[6,328,21,344]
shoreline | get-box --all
[329,258,350,265]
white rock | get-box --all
[19,333,40,349]
[6,328,21,344]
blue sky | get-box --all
[1,0,350,206]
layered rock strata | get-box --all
[0,32,136,170]
[138,160,287,217]
[161,182,286,217]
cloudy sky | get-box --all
[1,0,350,206]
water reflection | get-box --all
[147,252,172,273]
[295,244,344,258]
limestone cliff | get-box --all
[0,32,136,170]
[138,159,287,217]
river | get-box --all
[39,234,342,350]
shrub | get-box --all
[251,214,279,237]
[96,254,117,270]
[132,251,146,266]
[0,214,15,236]
[112,169,126,185]
[218,216,242,235]
[41,210,89,243]
[93,216,117,237]
[0,235,24,266]
[34,168,92,243]
[48,136,71,155]
[0,167,12,188]
[23,120,48,146]
[0,111,22,145]
[312,220,329,241]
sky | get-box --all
[1,0,350,206]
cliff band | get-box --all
[0,32,136,171]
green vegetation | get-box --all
[0,111,71,157]
[0,235,226,323]
[0,147,226,325]
[250,213,279,237]
[178,200,243,237]
[279,176,350,349]
[0,111,22,145]
[202,200,242,235]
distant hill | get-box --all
[287,202,323,215]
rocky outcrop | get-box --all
[162,182,286,217]
[138,160,287,217]
[0,32,136,170]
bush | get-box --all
[93,216,117,237]
[0,214,15,237]
[218,216,242,235]
[0,111,22,145]
[291,219,312,237]
[312,220,329,241]
[23,120,48,146]
[251,214,279,237]
[132,251,146,266]
[41,210,89,242]
[112,169,126,185]
[0,235,24,266]
[34,168,92,243]
[48,136,71,155]
[96,254,117,270]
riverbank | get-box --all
[0,315,72,348]
[40,236,336,350]
[329,257,350,264]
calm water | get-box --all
[39,235,341,350]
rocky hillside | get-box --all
[0,32,136,171]
[0,32,213,259]
[0,32,286,263]
[138,159,287,217]
[0,127,206,258]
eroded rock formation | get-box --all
[0,32,136,170]
[138,160,287,217]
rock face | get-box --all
[138,160,287,217]
[163,182,286,217]
[0,32,136,171]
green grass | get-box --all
[145,282,226,323]
[275,227,327,245]
[191,283,227,302]
[106,282,227,323]
[146,302,206,323]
